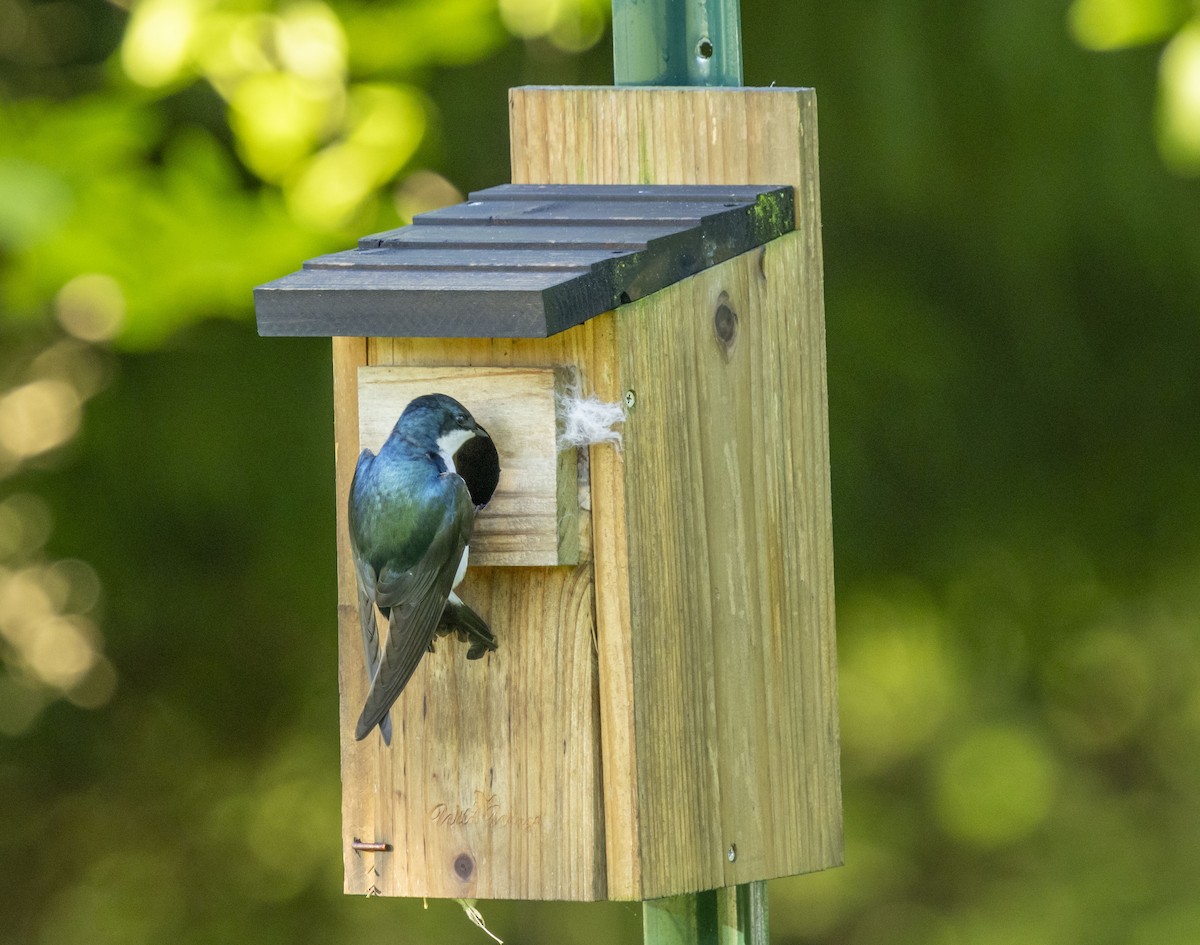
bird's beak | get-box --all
[474,423,491,439]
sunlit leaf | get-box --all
[121,0,207,87]
[933,726,1058,848]
[1157,20,1200,174]
[0,159,73,251]
[285,83,426,228]
[229,70,344,181]
[1068,0,1188,50]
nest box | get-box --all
[255,86,842,902]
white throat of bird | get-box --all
[436,428,475,474]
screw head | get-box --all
[624,390,636,409]
[727,844,737,863]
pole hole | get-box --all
[697,38,714,59]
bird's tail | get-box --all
[355,590,445,741]
[356,582,393,745]
[438,593,497,660]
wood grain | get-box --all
[332,336,380,895]
[511,86,842,899]
[338,328,617,901]
[507,95,651,901]
[357,365,577,567]
[618,235,842,896]
[509,86,820,229]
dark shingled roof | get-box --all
[254,183,794,338]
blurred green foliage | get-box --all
[1,0,1199,943]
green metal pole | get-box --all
[612,0,743,86]
[642,885,768,945]
[613,1,763,941]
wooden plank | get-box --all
[332,336,384,896]
[507,105,646,903]
[256,283,580,339]
[510,86,842,899]
[414,200,763,227]
[265,267,577,291]
[366,223,674,249]
[261,218,777,339]
[308,247,604,272]
[579,313,641,900]
[338,325,615,902]
[617,234,842,895]
[509,87,817,230]
[471,183,782,203]
[357,365,577,567]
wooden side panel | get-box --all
[337,328,614,901]
[617,235,842,897]
[510,86,841,899]
[358,365,577,567]
[333,336,377,895]
[580,313,642,899]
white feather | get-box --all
[436,428,475,473]
[556,380,625,451]
[451,547,469,590]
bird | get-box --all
[348,393,498,743]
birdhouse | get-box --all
[255,86,842,902]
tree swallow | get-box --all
[349,393,498,743]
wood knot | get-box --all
[453,852,476,881]
[714,294,739,358]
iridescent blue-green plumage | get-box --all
[349,394,495,743]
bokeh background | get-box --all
[3,0,1200,942]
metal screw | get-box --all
[351,839,391,853]
[727,844,737,863]
[624,390,637,409]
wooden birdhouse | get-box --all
[255,86,842,903]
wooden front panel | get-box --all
[357,365,579,567]
[333,328,614,901]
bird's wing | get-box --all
[348,448,393,744]
[352,559,393,745]
[354,480,474,740]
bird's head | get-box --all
[398,395,500,507]
[400,393,488,451]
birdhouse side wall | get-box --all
[614,233,842,900]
